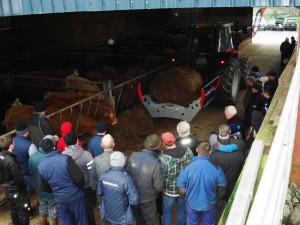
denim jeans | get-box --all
[162,193,186,225]
[39,199,58,219]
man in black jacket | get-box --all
[127,134,164,225]
[28,101,53,147]
[0,136,30,225]
[210,125,245,201]
[176,121,200,156]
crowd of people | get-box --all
[0,64,280,225]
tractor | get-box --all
[139,22,251,122]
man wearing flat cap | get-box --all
[159,132,193,225]
[28,100,53,147]
[127,134,164,225]
[210,124,245,202]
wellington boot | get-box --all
[49,218,58,225]
[39,215,48,225]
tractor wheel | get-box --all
[239,58,251,90]
[216,58,241,106]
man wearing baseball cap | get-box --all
[159,132,193,225]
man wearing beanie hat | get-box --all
[210,124,245,202]
[29,136,58,225]
[38,133,87,225]
[97,151,139,225]
[28,100,53,147]
[13,120,38,218]
[127,134,164,225]
[176,121,200,156]
[244,80,265,127]
[88,120,107,157]
[0,136,30,225]
[159,132,193,225]
[62,131,96,225]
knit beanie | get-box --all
[217,124,231,145]
[96,121,107,133]
[40,138,55,153]
[35,101,47,112]
[16,120,29,135]
[63,132,77,146]
[110,151,126,167]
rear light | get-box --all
[220,60,225,64]
[171,58,176,62]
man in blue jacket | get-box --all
[177,142,227,225]
[38,137,87,225]
[88,121,107,157]
[29,135,59,225]
[97,151,139,225]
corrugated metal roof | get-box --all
[0,0,299,17]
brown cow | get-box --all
[43,92,117,125]
[65,71,101,97]
[4,104,98,137]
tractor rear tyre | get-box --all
[216,58,241,106]
[239,58,251,90]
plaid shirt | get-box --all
[159,147,193,196]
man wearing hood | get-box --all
[57,122,82,152]
[159,132,193,225]
[62,132,95,225]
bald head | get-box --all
[101,134,115,151]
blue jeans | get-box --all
[186,205,216,225]
[39,199,58,219]
[162,193,186,225]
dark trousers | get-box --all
[83,187,97,225]
[57,196,88,225]
[137,200,160,225]
[4,189,29,225]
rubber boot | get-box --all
[49,218,58,225]
[39,215,48,225]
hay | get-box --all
[150,66,203,106]
[110,105,153,151]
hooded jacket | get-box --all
[62,145,93,189]
[57,122,81,152]
[159,147,193,196]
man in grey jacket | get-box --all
[62,131,95,225]
[127,134,164,225]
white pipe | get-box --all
[225,140,264,225]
